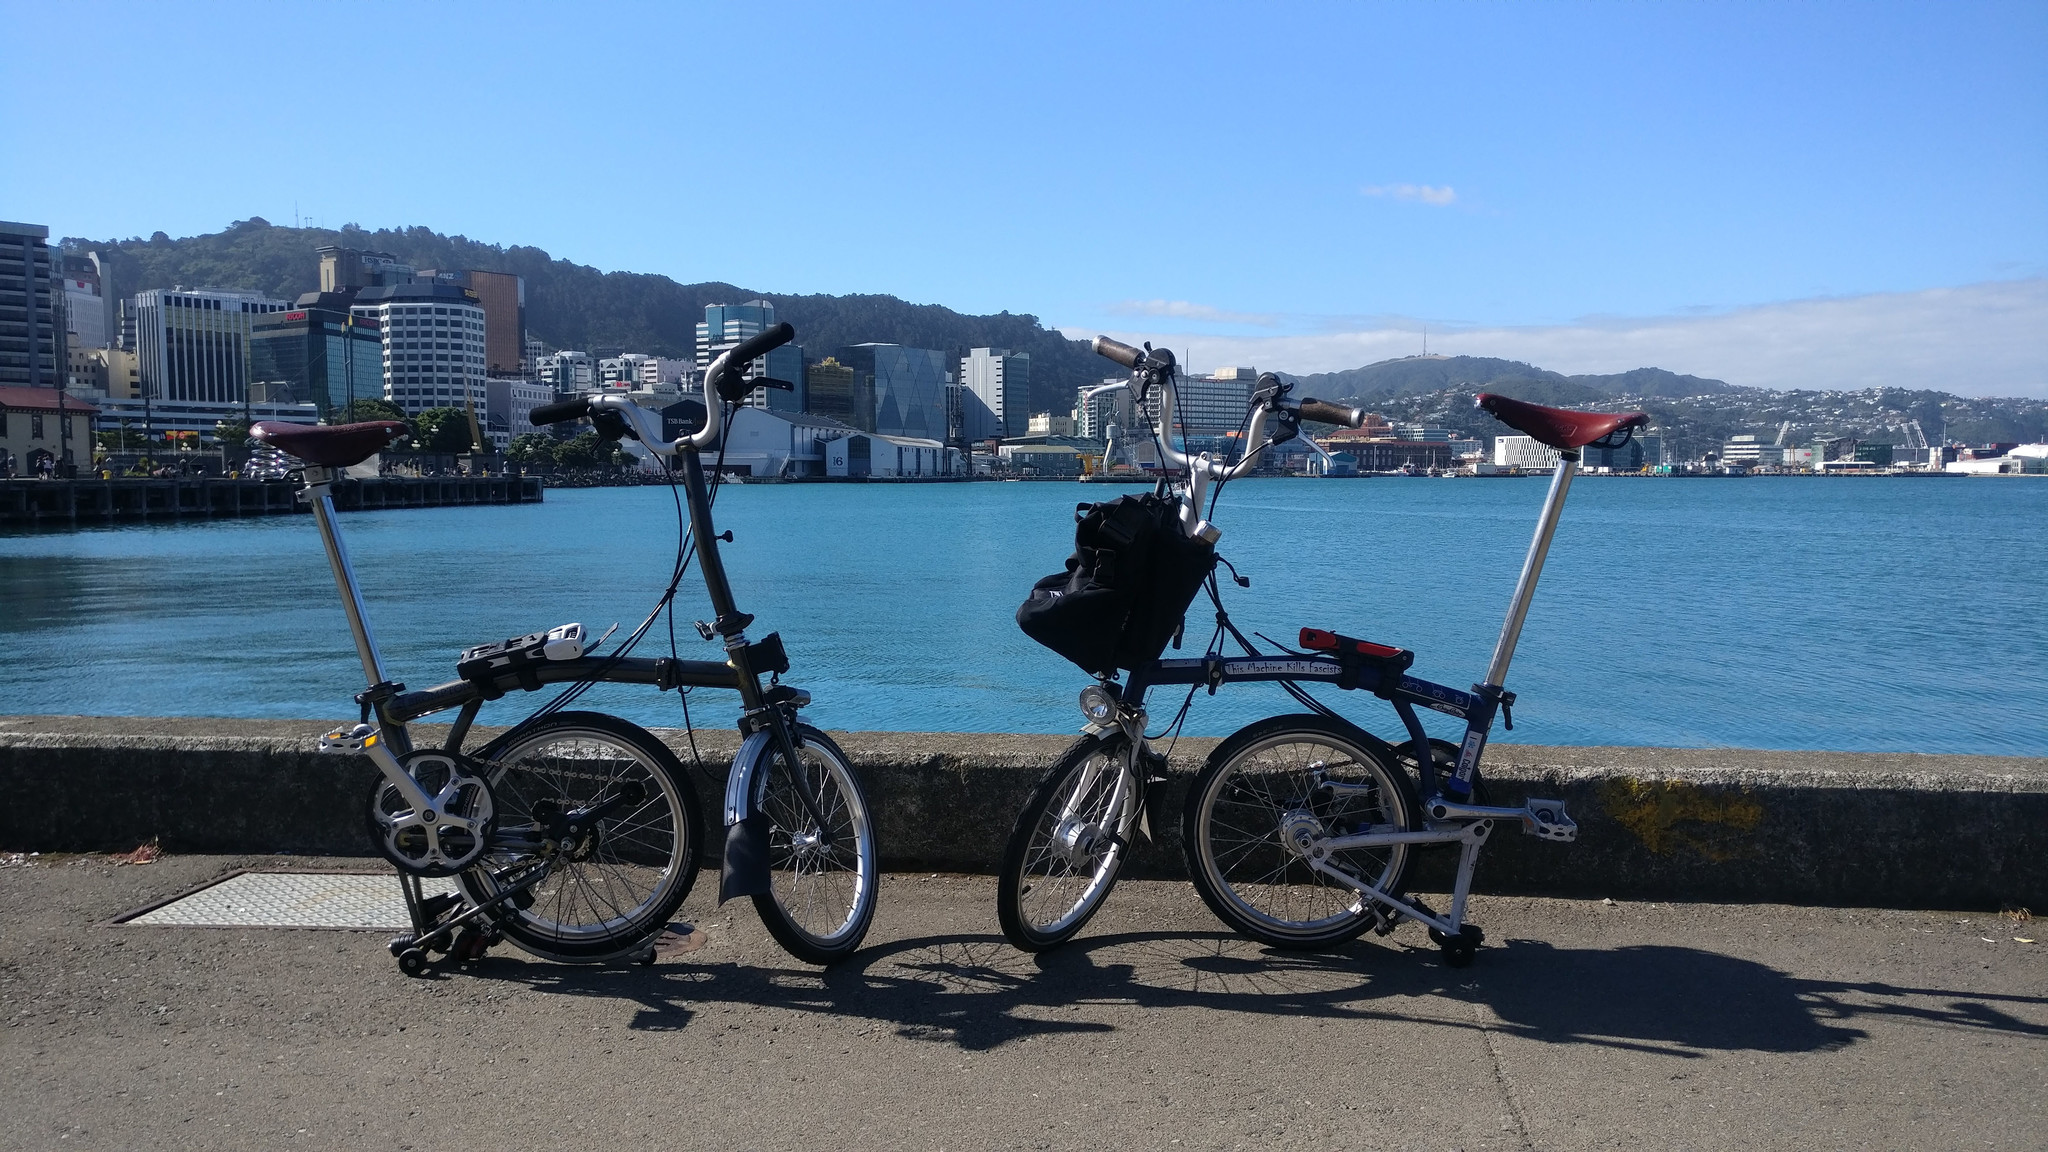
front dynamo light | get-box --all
[1078,685,1117,723]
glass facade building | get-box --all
[132,287,291,405]
[249,299,386,415]
[835,343,949,440]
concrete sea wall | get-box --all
[0,475,542,526]
[1,715,2042,910]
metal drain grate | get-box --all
[124,872,458,929]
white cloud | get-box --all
[1362,183,1457,206]
[1105,299,1281,327]
[1066,280,2048,398]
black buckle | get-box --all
[740,632,791,677]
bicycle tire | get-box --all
[997,732,1140,952]
[458,711,701,963]
[1183,714,1419,949]
[749,725,878,965]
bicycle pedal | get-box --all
[319,722,377,753]
[1522,798,1577,842]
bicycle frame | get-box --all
[300,386,823,913]
[1083,348,1589,943]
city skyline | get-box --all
[2,1,2043,396]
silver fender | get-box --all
[718,730,775,903]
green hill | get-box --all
[1281,355,1739,405]
[64,219,1106,416]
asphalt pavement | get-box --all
[1,854,2042,1151]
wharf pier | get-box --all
[0,474,544,527]
[1,717,2041,911]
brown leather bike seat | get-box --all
[249,420,407,468]
[1475,394,1648,452]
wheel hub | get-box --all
[1052,816,1105,866]
[788,826,829,863]
[1278,809,1327,861]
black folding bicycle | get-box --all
[252,322,877,975]
[999,336,1647,966]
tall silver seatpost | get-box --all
[302,466,391,689]
[1483,453,1579,688]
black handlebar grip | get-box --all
[726,322,796,366]
[529,397,593,426]
[1297,398,1366,428]
[1092,336,1144,369]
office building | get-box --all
[349,281,487,416]
[804,356,862,425]
[485,377,555,449]
[1143,366,1254,439]
[1,221,64,389]
[249,293,385,414]
[1389,422,1454,442]
[413,267,526,380]
[834,343,948,439]
[61,253,109,350]
[539,350,596,393]
[599,353,650,390]
[465,270,524,375]
[133,287,291,404]
[1583,432,1661,472]
[1075,377,1136,440]
[1720,434,1777,465]
[696,301,805,413]
[318,245,414,291]
[1493,435,1561,471]
[958,347,1031,440]
[593,353,685,390]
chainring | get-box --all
[365,749,497,876]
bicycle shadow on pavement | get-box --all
[462,928,2048,1056]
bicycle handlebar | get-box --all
[529,397,592,426]
[1092,335,1145,369]
[725,322,795,368]
[1297,398,1365,428]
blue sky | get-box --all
[4,1,2043,393]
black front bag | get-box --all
[1016,492,1217,676]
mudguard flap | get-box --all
[719,813,771,902]
[718,730,776,903]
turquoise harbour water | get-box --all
[2,477,2043,756]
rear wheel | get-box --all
[997,733,1140,952]
[749,726,878,965]
[1183,715,1418,949]
[459,711,700,963]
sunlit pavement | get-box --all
[2,855,2042,1151]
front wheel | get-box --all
[749,725,878,965]
[459,711,701,963]
[1183,714,1419,949]
[997,733,1141,952]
